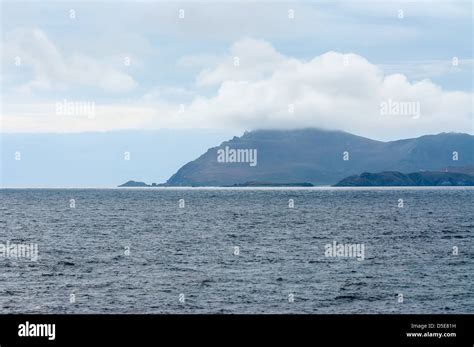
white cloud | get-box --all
[3,38,472,140]
[2,103,154,133]
[196,39,286,86]
[165,39,472,140]
[4,28,137,94]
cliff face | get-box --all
[164,129,474,186]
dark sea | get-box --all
[0,187,472,314]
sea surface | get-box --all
[0,187,472,313]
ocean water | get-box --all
[0,187,472,314]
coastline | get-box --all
[2,186,474,190]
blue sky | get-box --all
[0,0,473,186]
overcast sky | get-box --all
[1,0,473,140]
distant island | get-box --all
[119,172,474,188]
[118,180,313,187]
[119,180,160,187]
[334,171,474,187]
[118,128,474,187]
